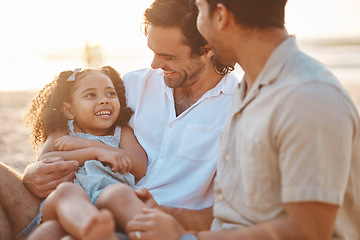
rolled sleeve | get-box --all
[277,82,354,205]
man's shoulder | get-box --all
[224,71,240,83]
[218,71,241,94]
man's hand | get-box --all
[135,188,159,208]
[22,157,79,198]
[127,208,186,240]
[135,188,213,231]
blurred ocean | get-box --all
[299,38,360,85]
[0,38,359,91]
[0,43,154,91]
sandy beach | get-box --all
[0,90,38,173]
[1,83,360,174]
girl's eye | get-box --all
[107,91,117,96]
[85,93,95,98]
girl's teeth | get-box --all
[96,111,110,116]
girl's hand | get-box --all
[55,135,95,151]
[96,148,133,173]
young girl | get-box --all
[25,66,147,240]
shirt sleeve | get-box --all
[274,81,357,205]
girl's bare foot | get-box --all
[60,235,76,240]
[80,209,117,240]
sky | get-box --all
[286,0,360,39]
[0,0,359,90]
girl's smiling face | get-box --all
[62,71,121,136]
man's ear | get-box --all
[201,44,214,57]
[215,3,231,30]
[61,102,74,120]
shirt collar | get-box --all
[254,35,299,88]
[206,72,239,97]
[235,36,300,112]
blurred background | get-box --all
[0,0,360,172]
[0,0,359,90]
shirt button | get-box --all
[225,154,230,161]
[217,194,224,201]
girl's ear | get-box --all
[61,102,75,120]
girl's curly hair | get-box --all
[25,66,133,153]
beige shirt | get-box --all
[212,36,360,239]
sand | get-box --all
[0,90,38,173]
[1,85,360,174]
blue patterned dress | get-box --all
[68,120,135,204]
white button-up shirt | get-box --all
[123,68,239,209]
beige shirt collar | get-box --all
[236,36,299,113]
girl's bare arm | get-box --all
[39,128,147,180]
[119,126,148,181]
[38,132,99,166]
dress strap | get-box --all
[68,120,75,134]
[114,126,122,141]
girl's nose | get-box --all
[99,97,110,105]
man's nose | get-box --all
[151,55,165,69]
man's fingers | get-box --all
[128,230,152,240]
[40,160,79,174]
[33,168,76,198]
[40,156,64,164]
[135,187,150,199]
[132,208,163,222]
[41,189,56,198]
[45,171,76,191]
[127,218,150,232]
[30,165,76,187]
[24,159,78,198]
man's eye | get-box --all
[164,56,174,60]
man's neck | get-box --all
[238,27,289,93]
[173,72,224,116]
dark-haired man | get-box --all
[120,0,238,231]
[0,0,239,239]
[127,0,360,239]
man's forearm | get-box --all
[197,217,325,240]
[196,202,338,240]
[159,206,213,231]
